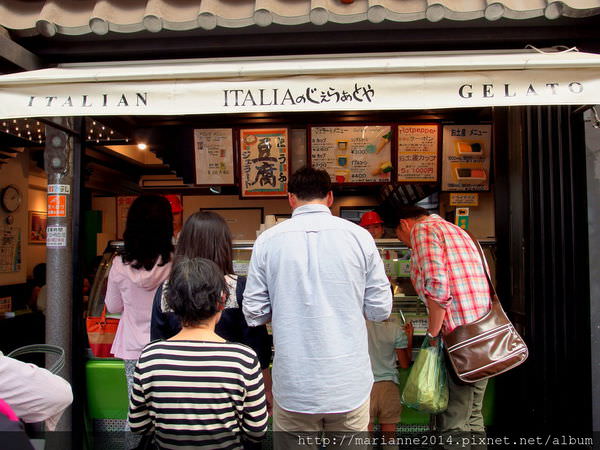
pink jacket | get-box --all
[105,255,172,360]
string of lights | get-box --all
[1,118,129,145]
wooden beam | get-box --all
[0,26,44,71]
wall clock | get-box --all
[1,184,22,212]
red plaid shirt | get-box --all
[409,214,491,334]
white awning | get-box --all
[1,49,600,119]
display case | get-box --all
[88,240,124,318]
[375,238,429,336]
[232,238,429,335]
[233,238,496,338]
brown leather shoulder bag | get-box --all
[442,234,528,383]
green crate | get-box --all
[86,359,129,420]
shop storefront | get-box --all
[1,2,599,447]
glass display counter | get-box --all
[87,240,123,318]
[375,238,429,337]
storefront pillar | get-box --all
[43,117,84,441]
[584,109,600,434]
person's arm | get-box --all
[0,354,72,430]
[411,226,449,337]
[395,322,413,369]
[104,260,123,314]
[236,277,273,369]
[241,357,268,442]
[234,276,273,415]
[425,299,445,337]
[363,240,393,322]
[242,239,272,327]
[261,368,273,417]
[127,359,153,435]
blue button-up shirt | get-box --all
[243,203,392,414]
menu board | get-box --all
[194,129,235,185]
[442,125,492,191]
[310,125,392,184]
[239,128,289,198]
[397,124,439,182]
[0,226,21,273]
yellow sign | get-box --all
[450,193,479,206]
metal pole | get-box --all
[44,119,75,441]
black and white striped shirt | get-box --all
[128,340,268,449]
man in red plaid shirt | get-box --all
[395,206,491,448]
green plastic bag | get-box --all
[401,336,448,414]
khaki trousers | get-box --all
[435,368,488,450]
[273,398,370,450]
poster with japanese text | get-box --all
[397,124,439,182]
[309,125,392,184]
[239,128,289,198]
[194,129,235,185]
[0,226,21,273]
[442,125,492,191]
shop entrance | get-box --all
[0,49,596,445]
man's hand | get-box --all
[261,368,273,416]
[265,388,273,417]
[426,331,439,347]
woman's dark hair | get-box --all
[166,257,228,326]
[122,195,174,270]
[288,167,332,201]
[175,211,233,275]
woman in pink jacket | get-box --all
[105,195,173,409]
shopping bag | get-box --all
[86,306,118,357]
[401,336,448,414]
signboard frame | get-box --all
[200,207,264,241]
[238,127,290,199]
[396,123,441,183]
[193,128,236,187]
[441,124,492,192]
[308,123,395,186]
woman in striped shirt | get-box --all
[128,257,268,449]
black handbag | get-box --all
[442,233,528,383]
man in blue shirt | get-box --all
[243,167,392,449]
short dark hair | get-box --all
[166,257,228,327]
[122,195,174,270]
[32,263,46,286]
[288,167,332,201]
[394,206,431,225]
[175,211,233,275]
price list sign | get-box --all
[194,129,235,185]
[310,125,392,184]
[397,124,439,182]
[442,124,492,191]
[239,128,289,198]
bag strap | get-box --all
[464,230,498,299]
[7,344,66,375]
